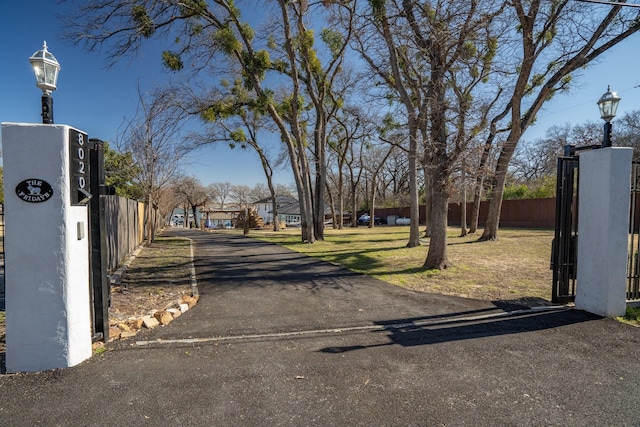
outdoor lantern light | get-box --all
[596,85,621,148]
[29,41,61,124]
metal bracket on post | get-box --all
[41,94,54,124]
[603,121,612,148]
[77,188,93,205]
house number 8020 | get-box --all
[69,128,90,205]
[77,133,86,189]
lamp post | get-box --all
[29,41,61,124]
[596,85,621,148]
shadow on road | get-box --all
[319,308,599,353]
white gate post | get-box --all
[575,147,633,317]
[2,123,92,373]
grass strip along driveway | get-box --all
[247,226,553,305]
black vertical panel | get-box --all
[88,139,109,342]
[552,154,579,303]
[69,129,90,206]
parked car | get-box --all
[357,214,383,226]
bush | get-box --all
[503,184,529,200]
[503,176,556,200]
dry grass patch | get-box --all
[251,226,553,305]
[110,236,194,322]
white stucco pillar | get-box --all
[2,123,92,373]
[575,147,633,317]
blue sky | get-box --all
[1,1,640,187]
[0,1,289,187]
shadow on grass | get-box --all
[305,245,411,273]
[123,259,193,290]
[446,239,488,246]
[328,236,412,245]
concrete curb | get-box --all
[189,238,199,297]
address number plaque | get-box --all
[69,128,91,206]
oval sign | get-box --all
[15,179,54,203]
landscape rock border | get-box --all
[107,294,199,342]
[103,235,199,344]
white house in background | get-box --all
[253,195,301,226]
[199,203,241,229]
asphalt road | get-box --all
[2,229,640,426]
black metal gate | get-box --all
[627,162,640,302]
[552,148,640,304]
[551,148,580,303]
[0,204,4,312]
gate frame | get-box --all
[627,161,640,302]
[551,144,601,303]
[88,139,112,343]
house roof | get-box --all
[274,201,299,215]
[253,195,298,206]
[254,195,340,217]
[206,212,238,220]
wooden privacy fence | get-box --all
[373,198,556,228]
[104,195,145,273]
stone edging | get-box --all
[105,237,200,343]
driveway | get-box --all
[1,229,640,426]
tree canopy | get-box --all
[63,0,640,266]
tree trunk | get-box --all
[294,145,315,243]
[338,166,344,230]
[145,197,153,242]
[423,45,448,265]
[265,102,315,243]
[424,172,450,269]
[271,197,279,231]
[422,164,432,238]
[243,206,249,235]
[266,183,279,232]
[368,177,377,229]
[407,122,421,247]
[350,181,358,228]
[313,118,327,241]
[469,186,482,234]
[183,203,189,228]
[480,140,517,241]
[191,204,199,228]
[460,159,468,237]
[326,181,337,229]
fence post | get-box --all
[2,123,93,372]
[575,147,632,317]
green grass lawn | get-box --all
[246,226,553,304]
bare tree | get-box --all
[121,87,186,242]
[250,184,270,202]
[480,0,640,241]
[328,105,375,229]
[174,176,209,228]
[363,142,396,228]
[186,81,285,231]
[274,183,296,197]
[209,182,233,210]
[355,0,506,268]
[63,0,356,244]
[230,184,253,234]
